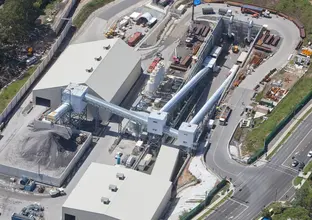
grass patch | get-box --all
[294,177,303,186]
[266,107,312,160]
[73,0,114,28]
[197,190,233,220]
[244,74,312,154]
[255,89,265,103]
[303,161,312,175]
[0,65,38,113]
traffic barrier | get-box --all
[180,179,228,220]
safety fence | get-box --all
[247,90,312,164]
[180,179,228,220]
[0,20,73,125]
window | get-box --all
[65,214,76,220]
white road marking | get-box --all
[232,206,248,220]
[281,128,312,166]
[228,198,249,208]
[265,165,296,177]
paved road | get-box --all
[205,112,312,219]
[193,3,303,220]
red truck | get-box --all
[128,32,143,47]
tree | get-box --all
[0,0,41,43]
[272,207,310,220]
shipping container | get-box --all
[218,8,228,15]
[255,45,272,53]
[300,28,306,38]
[202,7,214,15]
[128,32,143,47]
[271,36,280,47]
[181,55,192,67]
[193,43,201,55]
[226,1,242,7]
[241,5,263,13]
[265,35,274,45]
[202,26,210,37]
[195,24,203,35]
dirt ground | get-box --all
[177,160,196,188]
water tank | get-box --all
[116,156,121,165]
[145,79,157,95]
[202,7,214,15]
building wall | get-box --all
[32,86,64,109]
[111,61,142,107]
[62,207,118,220]
[151,184,172,220]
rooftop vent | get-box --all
[85,67,93,73]
[101,197,110,205]
[103,45,111,50]
[116,173,125,180]
[109,184,118,192]
[95,56,102,61]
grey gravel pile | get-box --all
[19,129,78,169]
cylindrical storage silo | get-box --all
[202,7,214,15]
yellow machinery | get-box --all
[105,22,117,38]
[301,48,312,56]
[232,45,239,53]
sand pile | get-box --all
[18,129,78,169]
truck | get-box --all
[219,106,232,125]
[138,154,153,171]
[126,155,136,168]
[11,213,33,220]
[49,187,66,198]
[128,32,143,47]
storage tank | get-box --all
[218,8,228,15]
[116,156,121,165]
[145,79,157,95]
[202,7,214,15]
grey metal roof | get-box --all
[63,163,172,220]
[34,38,141,102]
[152,145,179,181]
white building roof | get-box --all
[152,145,179,181]
[63,163,172,220]
[138,12,153,23]
[210,46,222,59]
[237,51,248,64]
[34,38,141,102]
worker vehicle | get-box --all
[307,150,312,157]
[232,45,239,53]
[263,10,271,18]
[219,106,232,125]
[298,162,305,170]
[49,187,66,198]
[26,56,38,66]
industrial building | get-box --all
[62,163,172,220]
[152,145,179,181]
[32,38,141,123]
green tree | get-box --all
[272,207,310,220]
[0,0,41,43]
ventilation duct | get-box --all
[109,184,118,192]
[85,67,93,73]
[101,197,110,204]
[95,56,102,61]
[103,45,111,50]
[116,173,125,180]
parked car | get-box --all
[299,162,305,170]
[49,188,66,198]
[307,150,312,157]
[292,160,299,167]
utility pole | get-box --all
[192,2,195,21]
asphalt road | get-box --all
[195,3,304,220]
[205,111,312,219]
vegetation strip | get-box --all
[73,0,114,28]
[266,107,312,160]
[0,65,38,113]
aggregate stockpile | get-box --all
[19,129,78,169]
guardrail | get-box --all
[0,20,73,125]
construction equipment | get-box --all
[105,22,117,38]
[232,45,239,53]
[27,47,33,56]
[219,106,232,125]
[301,48,312,56]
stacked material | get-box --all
[18,129,78,169]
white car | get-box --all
[307,151,312,157]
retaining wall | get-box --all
[0,124,92,186]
